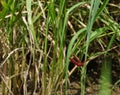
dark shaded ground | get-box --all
[68,55,120,95]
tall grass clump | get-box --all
[80,0,110,95]
[0,0,120,95]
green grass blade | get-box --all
[65,28,86,95]
[26,0,38,47]
[99,56,112,95]
[96,0,110,19]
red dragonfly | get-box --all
[69,54,84,67]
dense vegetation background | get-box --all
[0,0,120,95]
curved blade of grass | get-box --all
[65,28,86,95]
[62,2,86,46]
[81,27,108,51]
[112,80,120,89]
[63,2,87,95]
